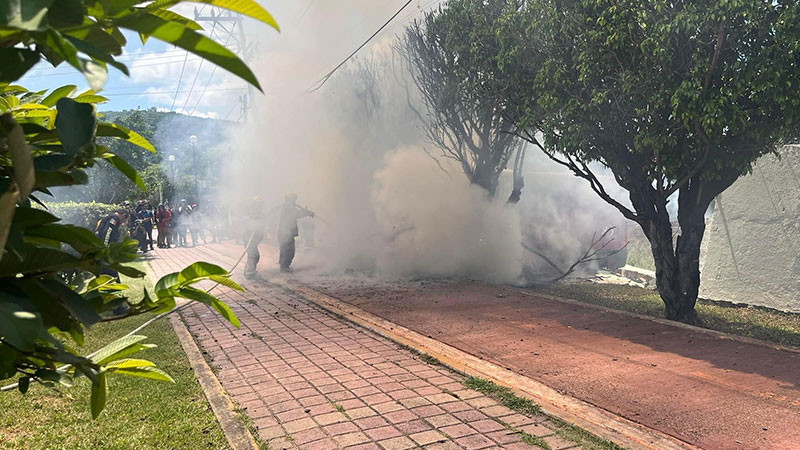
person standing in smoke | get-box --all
[243,197,265,280]
[277,193,314,272]
[95,209,130,280]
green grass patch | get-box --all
[535,282,800,348]
[234,407,268,450]
[463,377,623,449]
[0,260,230,449]
[332,402,345,413]
[407,348,440,365]
[550,417,624,450]
[520,431,552,449]
[463,377,540,416]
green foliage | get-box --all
[421,0,800,320]
[0,0,278,91]
[463,376,541,416]
[40,201,117,229]
[0,314,229,448]
[0,0,278,417]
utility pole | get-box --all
[189,135,198,200]
[194,7,255,122]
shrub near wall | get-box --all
[43,202,119,230]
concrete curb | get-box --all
[272,279,699,450]
[511,287,800,356]
[170,314,259,450]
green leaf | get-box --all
[146,9,202,31]
[96,122,155,152]
[26,223,104,253]
[117,13,262,91]
[45,0,84,28]
[176,286,240,328]
[90,371,107,418]
[62,35,129,76]
[36,28,109,91]
[0,115,34,207]
[104,358,155,369]
[0,185,19,261]
[0,48,42,83]
[10,206,59,227]
[107,365,174,382]
[154,271,179,295]
[0,243,81,277]
[90,335,153,365]
[103,153,145,191]
[73,94,110,104]
[18,376,29,394]
[0,294,43,351]
[208,274,243,291]
[0,0,54,31]
[63,26,123,56]
[34,169,89,188]
[176,261,228,286]
[55,97,97,155]
[35,279,101,327]
[149,0,279,31]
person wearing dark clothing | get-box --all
[243,198,264,280]
[277,194,314,272]
[136,201,154,251]
[95,209,130,279]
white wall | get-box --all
[700,146,800,312]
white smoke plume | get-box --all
[210,1,629,283]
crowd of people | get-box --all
[94,194,316,278]
[106,199,228,253]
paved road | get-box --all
[307,268,800,450]
[147,244,582,450]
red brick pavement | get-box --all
[145,243,583,450]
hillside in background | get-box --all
[51,108,239,205]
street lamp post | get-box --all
[189,135,198,200]
[167,154,176,201]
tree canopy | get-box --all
[416,0,800,321]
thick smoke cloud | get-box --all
[211,1,629,282]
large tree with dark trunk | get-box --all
[400,2,523,198]
[512,0,800,322]
[427,0,800,322]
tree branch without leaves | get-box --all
[522,227,627,284]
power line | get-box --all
[103,87,245,97]
[296,0,316,24]
[305,0,414,93]
[179,22,219,112]
[223,99,240,120]
[21,57,204,78]
[170,51,191,111]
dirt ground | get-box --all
[214,242,800,450]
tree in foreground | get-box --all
[430,0,800,322]
[0,0,277,416]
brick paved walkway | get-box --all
[146,244,583,450]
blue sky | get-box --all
[17,1,430,120]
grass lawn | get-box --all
[0,261,230,450]
[535,282,800,348]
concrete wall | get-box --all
[699,146,800,312]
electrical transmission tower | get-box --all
[193,7,256,121]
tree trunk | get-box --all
[471,162,499,197]
[640,185,708,324]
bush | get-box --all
[43,202,119,230]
